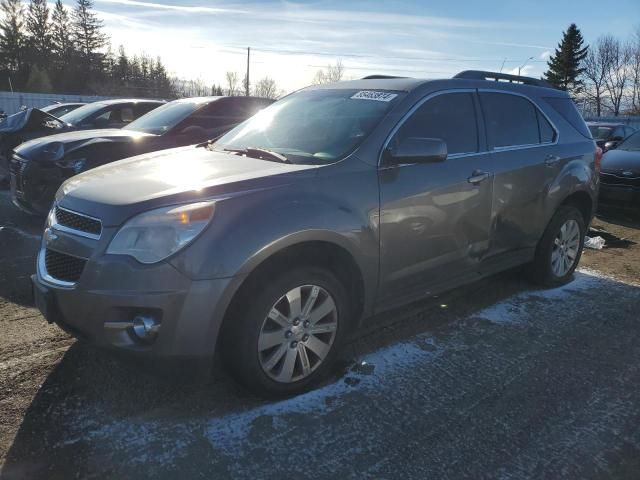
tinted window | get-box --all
[480,92,539,148]
[617,131,640,151]
[124,101,203,135]
[537,110,556,143]
[588,125,613,140]
[135,102,161,117]
[613,127,625,139]
[544,97,591,138]
[59,103,108,125]
[395,92,478,155]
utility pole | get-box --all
[518,56,534,77]
[246,47,250,96]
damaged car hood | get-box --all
[15,128,155,161]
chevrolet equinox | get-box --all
[32,71,600,395]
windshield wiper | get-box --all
[224,147,289,163]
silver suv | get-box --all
[32,71,599,396]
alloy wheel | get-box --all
[257,284,338,383]
[551,219,581,277]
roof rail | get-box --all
[361,75,407,80]
[454,70,555,89]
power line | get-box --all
[217,44,548,64]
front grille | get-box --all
[44,249,87,283]
[9,155,27,192]
[600,170,640,188]
[55,206,102,237]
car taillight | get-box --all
[594,146,603,173]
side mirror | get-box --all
[611,136,623,142]
[384,137,447,165]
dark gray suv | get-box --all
[32,71,599,395]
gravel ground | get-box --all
[1,189,640,480]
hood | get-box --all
[601,148,640,174]
[0,108,63,133]
[15,128,155,161]
[57,146,318,226]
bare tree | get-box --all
[601,35,632,116]
[582,36,612,117]
[312,59,345,85]
[253,76,279,99]
[225,71,239,96]
[629,25,640,114]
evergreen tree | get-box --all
[115,45,129,84]
[0,0,26,73]
[26,0,51,66]
[51,0,73,65]
[72,0,107,74]
[544,24,589,94]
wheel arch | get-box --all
[215,236,370,354]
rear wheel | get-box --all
[223,266,349,396]
[528,205,585,286]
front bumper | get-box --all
[33,247,236,359]
[10,155,69,215]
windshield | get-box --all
[123,101,203,135]
[588,125,613,140]
[617,131,640,151]
[59,103,107,125]
[214,88,404,164]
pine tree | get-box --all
[115,45,129,85]
[72,0,107,74]
[0,0,26,73]
[544,24,589,94]
[26,0,51,66]
[51,0,72,64]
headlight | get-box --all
[106,201,216,264]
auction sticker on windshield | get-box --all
[351,91,398,102]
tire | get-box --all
[528,205,586,286]
[222,266,350,397]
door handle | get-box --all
[544,154,560,166]
[467,170,490,184]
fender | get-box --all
[545,152,598,224]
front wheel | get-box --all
[222,266,349,396]
[528,205,586,286]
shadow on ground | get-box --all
[3,270,640,479]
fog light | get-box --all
[132,315,160,342]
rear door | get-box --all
[377,90,494,308]
[476,91,560,265]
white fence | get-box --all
[0,91,113,115]
[583,116,640,130]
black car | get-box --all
[40,102,87,118]
[587,122,636,152]
[599,130,640,212]
[0,99,164,185]
[11,96,274,214]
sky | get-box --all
[81,0,639,93]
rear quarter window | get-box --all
[543,97,591,139]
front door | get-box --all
[377,90,493,309]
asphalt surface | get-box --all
[1,189,640,479]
